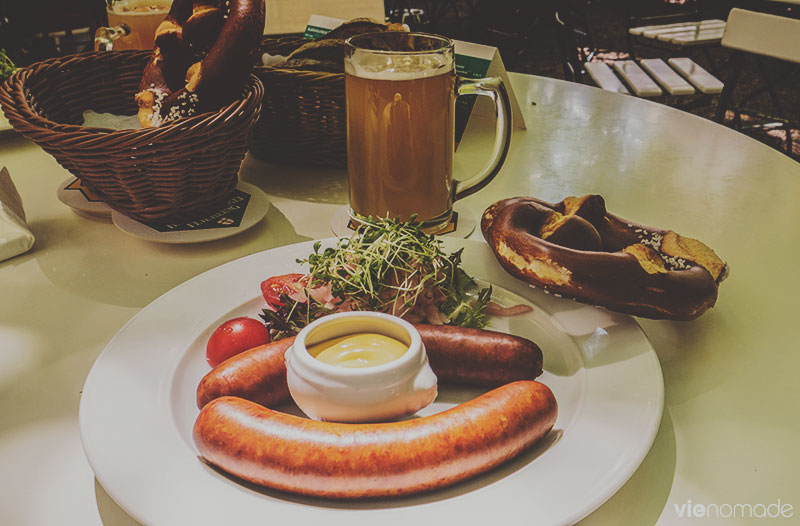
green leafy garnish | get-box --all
[260,217,491,338]
[439,269,493,328]
[0,49,17,82]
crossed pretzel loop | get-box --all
[136,0,265,127]
[481,195,728,320]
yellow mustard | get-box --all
[308,333,408,368]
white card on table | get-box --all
[453,39,527,145]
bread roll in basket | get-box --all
[0,51,263,223]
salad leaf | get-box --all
[260,217,492,336]
[0,49,17,82]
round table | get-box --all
[0,72,798,526]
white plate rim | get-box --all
[79,238,663,526]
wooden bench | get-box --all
[630,19,726,47]
[713,8,800,153]
[629,19,725,36]
[585,58,722,98]
[611,60,662,97]
[640,59,695,95]
[585,62,629,95]
[667,58,724,94]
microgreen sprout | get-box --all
[0,49,17,82]
[260,217,491,338]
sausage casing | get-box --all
[196,337,294,410]
[196,326,542,409]
[193,380,557,498]
[413,324,542,386]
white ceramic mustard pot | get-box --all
[285,311,438,423]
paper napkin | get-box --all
[0,166,35,262]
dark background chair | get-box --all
[0,0,106,66]
[713,7,800,154]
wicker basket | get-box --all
[0,51,264,223]
[249,36,346,168]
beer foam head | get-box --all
[110,0,171,13]
[346,53,453,80]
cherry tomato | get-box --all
[261,273,307,309]
[206,317,270,367]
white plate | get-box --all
[111,182,269,244]
[79,239,663,526]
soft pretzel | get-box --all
[481,195,728,320]
[135,0,265,127]
[279,18,407,73]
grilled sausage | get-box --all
[413,324,542,386]
[196,337,294,410]
[196,326,542,409]
[193,381,557,498]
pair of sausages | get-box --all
[193,325,557,498]
[195,325,543,408]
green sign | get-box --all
[455,54,491,144]
[303,25,329,39]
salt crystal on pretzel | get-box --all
[136,0,264,127]
[481,195,728,320]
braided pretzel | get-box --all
[135,0,264,127]
[481,195,728,320]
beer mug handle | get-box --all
[453,76,512,201]
[94,24,131,51]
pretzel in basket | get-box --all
[280,18,407,73]
[135,0,265,127]
[481,195,728,320]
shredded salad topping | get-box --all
[0,49,17,82]
[260,218,492,339]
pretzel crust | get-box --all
[481,195,728,320]
[136,0,265,127]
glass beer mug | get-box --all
[345,32,512,233]
[95,0,172,51]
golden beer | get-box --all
[104,0,171,50]
[346,68,456,225]
[345,33,512,233]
